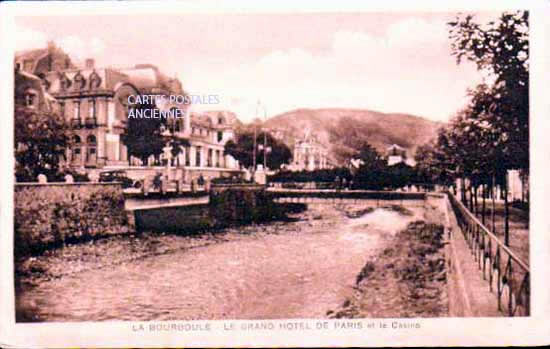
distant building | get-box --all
[288,135,330,172]
[268,127,286,141]
[507,169,529,202]
[386,144,407,166]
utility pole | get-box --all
[263,106,267,169]
[252,101,259,173]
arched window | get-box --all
[72,135,82,163]
[73,71,86,90]
[86,135,97,164]
[170,108,180,132]
[88,98,96,119]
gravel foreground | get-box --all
[327,220,448,318]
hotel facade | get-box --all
[15,43,240,181]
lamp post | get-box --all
[252,101,260,173]
[262,106,271,170]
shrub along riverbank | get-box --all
[328,220,447,318]
[14,183,131,258]
[15,184,306,259]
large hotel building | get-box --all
[15,42,240,181]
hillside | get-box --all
[260,108,442,165]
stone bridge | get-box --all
[124,187,429,211]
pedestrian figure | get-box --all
[37,173,47,184]
[64,174,74,183]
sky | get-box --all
[15,11,499,123]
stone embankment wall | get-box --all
[14,183,131,257]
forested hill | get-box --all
[261,108,442,165]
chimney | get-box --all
[47,40,56,53]
[85,58,95,69]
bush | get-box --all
[14,183,130,257]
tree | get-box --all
[14,106,67,181]
[353,143,388,189]
[167,137,190,166]
[448,11,529,245]
[386,162,415,190]
[224,131,292,170]
[121,101,167,165]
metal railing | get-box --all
[447,192,530,316]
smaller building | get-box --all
[14,66,54,113]
[289,137,330,172]
[386,144,407,166]
[507,169,529,202]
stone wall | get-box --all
[14,182,131,257]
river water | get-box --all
[16,204,424,321]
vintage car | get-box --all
[98,170,140,188]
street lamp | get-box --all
[258,144,272,170]
[252,101,260,173]
[253,100,271,171]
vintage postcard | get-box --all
[1,0,549,347]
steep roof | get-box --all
[15,48,48,62]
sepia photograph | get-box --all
[11,8,531,322]
[2,0,548,347]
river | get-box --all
[16,203,424,321]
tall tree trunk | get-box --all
[474,184,478,216]
[461,177,466,203]
[482,183,486,225]
[469,182,474,212]
[520,172,526,203]
[504,177,510,246]
[491,173,496,233]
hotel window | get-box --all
[185,146,191,166]
[86,135,97,163]
[88,99,96,119]
[74,101,81,120]
[59,101,65,117]
[23,59,33,72]
[171,109,180,132]
[24,90,37,107]
[72,135,82,162]
[217,131,223,143]
[207,149,213,167]
[196,146,202,167]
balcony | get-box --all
[85,117,97,128]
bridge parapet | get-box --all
[267,188,426,201]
